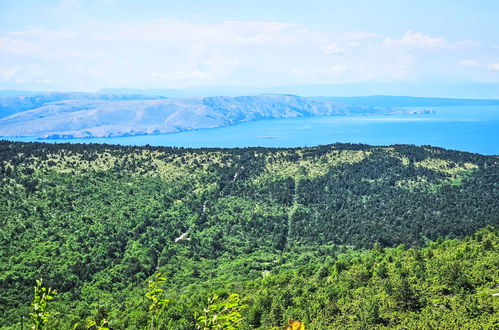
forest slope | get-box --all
[0,141,498,328]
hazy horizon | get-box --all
[3,81,499,99]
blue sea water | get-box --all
[7,106,499,155]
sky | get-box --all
[1,0,499,92]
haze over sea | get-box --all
[9,106,499,155]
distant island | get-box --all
[0,92,455,139]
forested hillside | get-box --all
[0,141,498,328]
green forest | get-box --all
[0,141,498,329]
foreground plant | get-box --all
[145,272,169,330]
[196,293,244,329]
[30,279,57,330]
[85,318,110,330]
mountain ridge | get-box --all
[98,81,499,98]
[0,94,414,139]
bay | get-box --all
[7,106,499,155]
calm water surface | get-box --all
[8,106,499,155]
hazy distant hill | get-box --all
[99,81,499,98]
[319,95,499,107]
[0,92,166,118]
[0,94,409,139]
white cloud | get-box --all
[344,32,381,40]
[89,20,302,44]
[288,66,348,79]
[321,43,345,55]
[0,20,488,90]
[232,21,305,45]
[459,59,482,67]
[234,34,297,45]
[0,65,53,85]
[0,20,317,89]
[0,68,18,82]
[383,30,445,49]
[153,56,240,82]
[0,37,39,54]
[34,79,53,84]
[382,31,478,51]
[154,70,213,80]
[58,0,79,8]
[453,40,480,49]
[290,69,305,75]
[488,63,499,71]
[331,65,347,73]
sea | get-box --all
[7,106,499,155]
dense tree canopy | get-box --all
[0,141,497,328]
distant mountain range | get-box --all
[0,91,497,139]
[319,95,499,107]
[4,81,499,99]
[99,81,499,98]
[0,93,413,139]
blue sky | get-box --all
[1,0,498,92]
